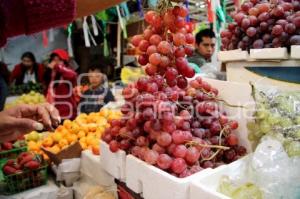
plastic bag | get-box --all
[219,137,300,199]
[247,84,300,157]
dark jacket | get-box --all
[80,85,115,114]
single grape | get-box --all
[246,27,257,37]
[272,25,284,36]
[157,154,173,169]
[139,40,150,52]
[234,12,246,25]
[131,35,143,47]
[159,56,170,68]
[253,39,264,49]
[109,140,119,152]
[241,2,253,12]
[173,145,188,158]
[249,7,260,16]
[145,64,157,76]
[258,12,270,22]
[143,28,153,40]
[226,134,238,146]
[241,18,251,29]
[136,136,148,147]
[178,6,188,17]
[185,33,195,44]
[185,146,200,165]
[149,53,161,66]
[285,23,296,34]
[145,11,157,24]
[175,16,185,28]
[202,161,214,169]
[173,32,186,46]
[175,47,186,57]
[157,132,172,147]
[171,158,187,174]
[157,41,172,55]
[138,54,148,65]
[177,76,188,89]
[290,35,300,45]
[144,150,159,165]
[184,45,194,56]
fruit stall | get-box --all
[0,0,300,198]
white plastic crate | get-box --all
[99,140,127,181]
[291,45,300,59]
[218,50,249,62]
[190,156,250,199]
[250,48,288,60]
[81,150,115,186]
[125,154,213,199]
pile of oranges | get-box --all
[27,108,122,159]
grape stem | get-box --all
[199,88,246,109]
[185,141,230,150]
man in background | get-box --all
[188,29,216,68]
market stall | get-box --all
[0,0,299,198]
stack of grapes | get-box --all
[102,6,247,178]
[221,0,300,50]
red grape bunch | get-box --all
[102,6,247,178]
[221,0,300,50]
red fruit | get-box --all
[138,54,148,65]
[2,142,13,150]
[3,165,17,175]
[149,34,162,46]
[184,45,194,56]
[171,158,187,174]
[226,134,238,146]
[109,140,119,152]
[19,154,34,166]
[131,35,143,47]
[5,159,15,166]
[138,40,150,52]
[229,120,239,130]
[24,160,40,170]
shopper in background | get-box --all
[44,49,78,120]
[80,66,115,114]
[0,62,10,111]
[188,29,216,68]
[10,52,45,86]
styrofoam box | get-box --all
[126,154,213,199]
[291,45,300,59]
[218,50,249,62]
[250,48,288,60]
[100,140,127,181]
[81,150,115,186]
[124,77,255,199]
[190,155,250,199]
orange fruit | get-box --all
[70,123,80,134]
[43,153,49,161]
[42,137,54,147]
[92,145,100,155]
[88,124,97,132]
[77,131,86,139]
[66,134,78,144]
[28,141,39,151]
[63,119,72,129]
[52,132,63,143]
[79,137,87,144]
[49,145,61,154]
[59,139,69,148]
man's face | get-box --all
[197,36,216,60]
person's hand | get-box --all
[0,103,61,142]
[47,61,56,69]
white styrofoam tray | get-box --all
[250,47,288,60]
[291,45,300,59]
[218,50,249,62]
[190,156,250,199]
[99,140,127,181]
[81,150,115,186]
[126,154,214,199]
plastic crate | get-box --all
[0,147,27,159]
[2,163,48,195]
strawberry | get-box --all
[3,165,17,175]
[5,159,15,166]
[2,142,13,150]
[19,154,34,166]
[24,161,40,170]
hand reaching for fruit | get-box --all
[0,103,61,142]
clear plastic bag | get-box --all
[219,137,300,199]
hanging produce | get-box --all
[102,2,247,178]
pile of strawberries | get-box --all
[2,152,41,175]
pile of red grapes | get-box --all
[221,0,300,50]
[102,6,247,178]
